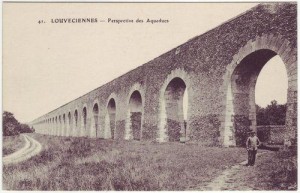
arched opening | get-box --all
[163,77,187,142]
[224,49,289,146]
[50,119,52,134]
[74,110,78,129]
[63,114,66,136]
[52,118,54,135]
[68,112,71,136]
[128,90,143,140]
[93,103,99,137]
[55,116,58,136]
[255,55,288,143]
[58,115,61,136]
[255,56,288,113]
[107,98,116,139]
[82,107,87,134]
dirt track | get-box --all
[194,152,267,191]
[3,134,42,165]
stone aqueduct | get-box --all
[30,3,297,146]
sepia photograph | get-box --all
[2,2,297,191]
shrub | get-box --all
[67,138,91,157]
[3,111,34,136]
[233,115,251,147]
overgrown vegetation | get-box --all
[267,148,297,190]
[228,148,297,190]
[256,100,286,126]
[3,111,34,136]
[234,115,251,147]
[3,133,247,191]
[3,135,25,156]
[3,133,296,190]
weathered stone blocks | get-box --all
[31,3,297,147]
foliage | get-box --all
[3,111,35,136]
[189,114,221,146]
[256,100,286,126]
[19,124,35,133]
[167,119,181,142]
[131,112,142,140]
[256,127,271,142]
[233,115,251,147]
[67,137,92,157]
[3,111,20,136]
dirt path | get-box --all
[194,152,267,191]
[3,134,42,165]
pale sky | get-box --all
[255,56,288,107]
[3,3,288,123]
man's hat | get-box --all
[247,130,255,134]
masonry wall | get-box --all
[257,125,286,144]
[31,3,297,146]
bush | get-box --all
[257,127,271,142]
[3,111,34,136]
[233,115,251,147]
[19,124,35,133]
[256,101,286,126]
[67,138,92,157]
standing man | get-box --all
[246,130,261,166]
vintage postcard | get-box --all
[2,2,297,191]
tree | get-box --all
[3,111,20,136]
[256,105,268,125]
[256,100,286,126]
[3,111,34,136]
[19,124,35,133]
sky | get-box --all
[3,3,288,123]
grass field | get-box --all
[3,133,247,190]
[3,135,25,156]
[232,147,297,190]
[2,133,297,190]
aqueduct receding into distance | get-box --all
[30,3,297,147]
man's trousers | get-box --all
[248,149,257,166]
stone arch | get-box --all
[62,114,66,136]
[49,118,51,130]
[67,111,71,136]
[158,68,191,142]
[45,119,48,134]
[125,83,145,140]
[91,100,100,138]
[47,119,49,134]
[54,115,58,135]
[44,119,46,134]
[221,34,297,147]
[51,117,54,135]
[58,115,61,136]
[46,119,49,134]
[74,109,79,136]
[52,117,54,135]
[105,93,117,139]
[81,104,88,137]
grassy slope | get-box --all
[3,133,247,191]
[3,134,296,190]
[3,135,25,156]
[229,148,297,190]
